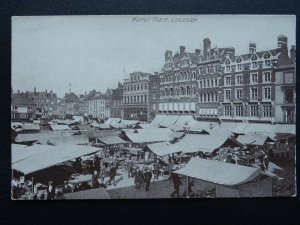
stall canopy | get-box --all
[236,133,273,146]
[124,127,173,143]
[150,115,167,126]
[12,144,101,174]
[50,124,71,131]
[174,157,261,186]
[158,115,180,128]
[97,135,128,145]
[12,144,50,164]
[147,132,233,156]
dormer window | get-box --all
[237,64,242,70]
[252,61,258,69]
[265,60,271,67]
[225,65,230,72]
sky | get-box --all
[12,15,296,98]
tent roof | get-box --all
[12,144,100,174]
[147,132,232,156]
[236,133,272,146]
[150,115,167,126]
[174,157,261,186]
[12,144,50,164]
[50,124,71,131]
[97,135,128,145]
[159,115,180,127]
[125,127,173,143]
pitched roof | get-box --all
[174,157,262,186]
[11,94,35,106]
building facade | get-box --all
[87,92,110,120]
[123,71,152,121]
[11,93,37,122]
[110,82,124,119]
[196,38,236,120]
[219,35,295,124]
[149,72,160,121]
[158,46,198,114]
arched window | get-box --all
[144,83,147,89]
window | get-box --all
[144,95,147,102]
[226,66,230,72]
[214,78,218,87]
[134,96,136,103]
[263,87,271,100]
[225,76,231,86]
[252,61,258,69]
[215,92,218,102]
[203,93,207,102]
[237,64,242,71]
[225,89,231,101]
[214,65,218,73]
[250,106,258,117]
[207,79,210,87]
[130,96,133,103]
[193,87,196,95]
[250,87,258,100]
[199,80,203,88]
[251,73,258,83]
[141,95,143,102]
[137,95,140,102]
[265,60,271,67]
[137,84,139,90]
[285,89,294,103]
[236,89,243,100]
[192,71,196,80]
[224,106,232,116]
[263,106,272,117]
[144,83,147,89]
[235,75,242,85]
[203,80,206,88]
[263,72,271,83]
[235,106,243,117]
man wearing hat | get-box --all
[144,167,152,191]
[46,181,55,200]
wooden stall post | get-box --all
[186,176,189,198]
[32,177,34,193]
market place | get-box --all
[11,115,296,199]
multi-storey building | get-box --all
[29,88,57,117]
[11,93,36,122]
[219,35,295,124]
[87,91,110,120]
[64,92,79,116]
[196,38,236,120]
[74,94,88,116]
[123,71,152,121]
[158,46,198,114]
[110,82,124,119]
[149,72,160,121]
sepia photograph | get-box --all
[11,15,296,200]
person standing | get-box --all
[167,158,173,177]
[99,162,106,186]
[46,181,55,200]
[108,164,117,186]
[170,172,182,198]
[264,155,269,171]
[153,160,160,180]
[92,171,99,188]
[144,168,152,191]
[127,158,134,178]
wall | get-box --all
[238,177,273,197]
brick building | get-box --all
[11,93,36,122]
[110,82,124,119]
[219,35,295,124]
[158,46,198,114]
[87,91,111,120]
[123,71,152,121]
[149,72,160,121]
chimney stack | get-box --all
[249,42,256,53]
[290,45,296,64]
[179,46,186,57]
[195,49,201,56]
[165,50,172,62]
[34,87,36,93]
[278,35,288,49]
[203,38,211,52]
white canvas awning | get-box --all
[97,136,128,145]
[175,157,261,186]
[173,103,178,111]
[12,144,101,174]
[190,102,196,111]
[184,102,190,111]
